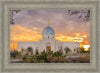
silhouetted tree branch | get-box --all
[68,10,90,21]
[10,10,21,24]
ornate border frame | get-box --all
[0,0,100,73]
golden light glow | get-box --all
[80,44,83,48]
[55,33,88,43]
[83,45,90,51]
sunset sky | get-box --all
[10,10,90,50]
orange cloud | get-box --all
[10,25,41,41]
[10,25,41,50]
[56,33,89,45]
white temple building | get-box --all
[18,21,80,55]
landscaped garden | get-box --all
[10,48,90,63]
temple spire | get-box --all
[48,19,50,26]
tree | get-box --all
[27,47,33,55]
[10,50,18,58]
[64,47,70,54]
[10,10,21,24]
[14,50,18,55]
[79,47,85,53]
[68,10,90,21]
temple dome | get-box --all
[42,26,55,35]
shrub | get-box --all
[22,50,67,63]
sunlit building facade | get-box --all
[18,23,80,54]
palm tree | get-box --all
[64,47,70,54]
[27,47,33,55]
